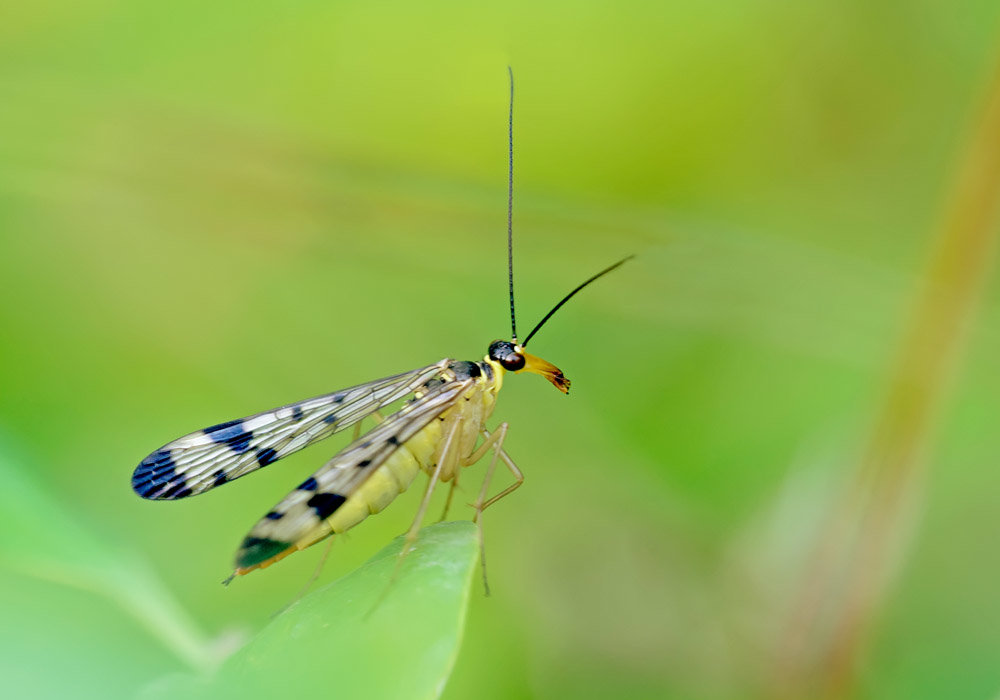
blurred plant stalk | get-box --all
[772,50,1000,699]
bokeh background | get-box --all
[4,1,1000,698]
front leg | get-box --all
[468,423,523,515]
[440,420,522,521]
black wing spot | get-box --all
[387,435,399,445]
[356,459,371,468]
[264,511,284,520]
[212,469,229,487]
[298,476,318,491]
[133,450,187,499]
[204,419,241,433]
[292,405,304,422]
[160,479,192,499]
[333,393,345,403]
[307,492,347,520]
[256,447,278,467]
[323,414,338,425]
[133,449,173,483]
[204,420,254,454]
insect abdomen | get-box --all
[325,446,423,532]
[233,414,449,576]
[330,419,442,532]
[257,423,442,567]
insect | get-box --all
[131,69,630,582]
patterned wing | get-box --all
[234,372,473,571]
[132,360,451,500]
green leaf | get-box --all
[205,521,480,699]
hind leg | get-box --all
[367,417,462,615]
[439,470,462,521]
[396,414,463,568]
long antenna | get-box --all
[506,65,517,343]
[522,255,634,347]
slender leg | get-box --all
[439,470,461,522]
[479,447,523,511]
[471,424,504,596]
[470,423,508,521]
[272,535,336,617]
[467,424,524,512]
[352,409,386,441]
[395,415,462,571]
[299,535,335,595]
[467,423,524,595]
[367,418,462,616]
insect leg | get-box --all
[467,423,523,595]
[400,415,462,555]
[468,424,523,512]
[368,415,463,614]
[439,470,462,522]
[352,409,387,441]
[273,535,336,617]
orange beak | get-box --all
[518,351,571,393]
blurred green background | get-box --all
[4,1,1000,698]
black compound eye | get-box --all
[501,353,525,371]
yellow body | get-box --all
[254,359,505,569]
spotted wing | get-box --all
[132,360,451,500]
[234,372,472,571]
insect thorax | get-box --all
[411,359,502,482]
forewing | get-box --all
[132,360,451,500]
[234,374,472,569]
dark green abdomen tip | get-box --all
[236,536,292,569]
